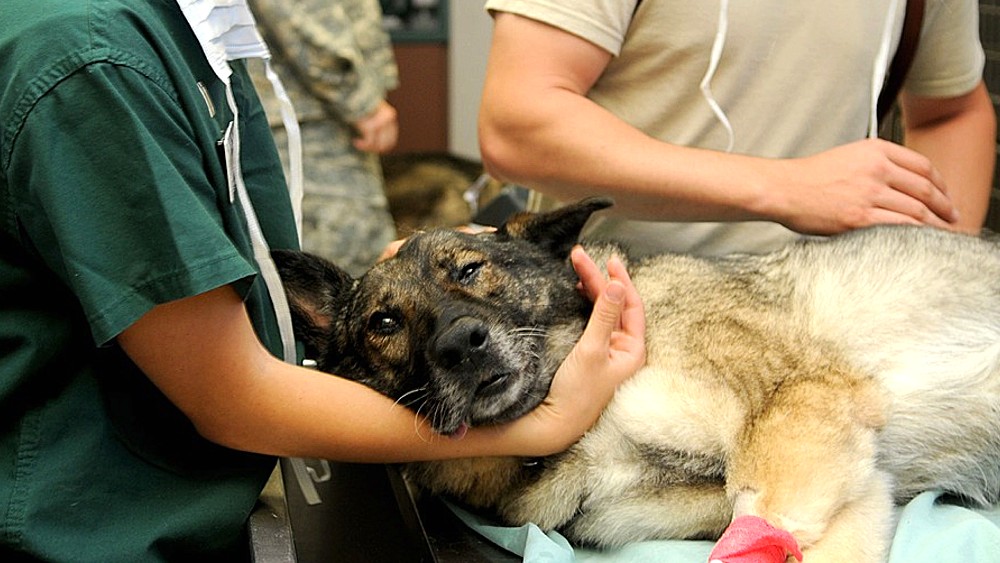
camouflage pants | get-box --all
[251,59,398,278]
[272,121,397,278]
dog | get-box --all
[273,198,1000,562]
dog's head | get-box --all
[273,197,613,436]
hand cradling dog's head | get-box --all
[273,197,613,435]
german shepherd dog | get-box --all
[273,198,1000,562]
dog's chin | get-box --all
[429,368,553,436]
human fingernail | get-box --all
[605,281,625,303]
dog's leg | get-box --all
[561,483,732,548]
[724,372,892,562]
[498,451,731,548]
[794,473,894,563]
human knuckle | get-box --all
[911,179,934,200]
[841,206,871,229]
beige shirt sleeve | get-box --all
[905,0,986,98]
[484,0,638,55]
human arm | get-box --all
[116,248,644,462]
[898,81,996,233]
[252,0,400,145]
[478,12,959,235]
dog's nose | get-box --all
[433,316,490,369]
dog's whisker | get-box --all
[395,387,429,408]
[412,399,436,443]
[425,402,446,444]
[509,326,549,339]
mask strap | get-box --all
[229,63,332,505]
[870,0,901,138]
[177,1,304,242]
[700,0,734,153]
[263,59,304,245]
[223,83,298,365]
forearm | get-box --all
[480,86,774,223]
[901,82,996,232]
[480,79,967,235]
[120,285,539,463]
[206,351,544,463]
[478,12,775,224]
[120,261,643,464]
[208,280,642,463]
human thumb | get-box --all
[580,279,626,347]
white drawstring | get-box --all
[870,0,901,137]
[700,0,900,144]
[229,68,326,506]
[700,0,735,153]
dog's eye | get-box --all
[367,311,401,335]
[455,262,483,285]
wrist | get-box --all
[737,155,795,227]
[474,412,576,458]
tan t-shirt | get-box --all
[485,0,986,256]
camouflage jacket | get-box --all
[250,0,399,123]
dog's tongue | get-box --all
[447,422,469,440]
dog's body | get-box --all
[275,199,1000,562]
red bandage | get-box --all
[708,515,803,563]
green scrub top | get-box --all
[0,0,300,560]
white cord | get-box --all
[700,0,735,153]
[224,83,298,365]
[870,0,901,137]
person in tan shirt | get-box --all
[480,0,995,257]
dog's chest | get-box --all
[574,365,743,484]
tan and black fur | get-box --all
[274,198,1000,562]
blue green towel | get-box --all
[448,491,1000,562]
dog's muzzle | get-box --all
[433,315,491,370]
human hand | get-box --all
[766,138,959,235]
[377,238,406,262]
[513,247,646,456]
[352,100,398,153]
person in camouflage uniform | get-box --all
[250,0,399,276]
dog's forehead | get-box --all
[356,231,482,295]
[399,229,496,265]
[358,258,425,298]
[358,230,513,311]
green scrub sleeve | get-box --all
[6,60,257,346]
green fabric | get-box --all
[0,0,299,560]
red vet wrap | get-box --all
[708,515,803,563]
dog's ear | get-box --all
[498,197,613,257]
[271,249,354,361]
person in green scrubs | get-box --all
[0,1,645,560]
